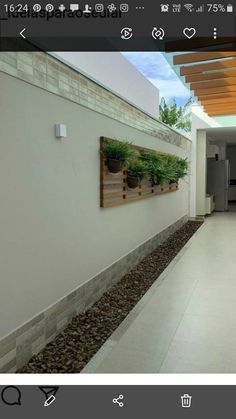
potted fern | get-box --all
[127,160,148,189]
[175,158,188,181]
[103,140,136,173]
[141,151,167,185]
[161,154,178,184]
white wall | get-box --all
[206,143,219,158]
[217,142,227,160]
[207,141,227,160]
[54,52,159,119]
[196,131,207,215]
[0,72,189,338]
[191,105,221,216]
[227,146,236,178]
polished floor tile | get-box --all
[86,213,236,373]
[95,310,183,373]
[185,286,236,317]
[159,340,234,373]
[173,313,236,348]
[95,346,162,373]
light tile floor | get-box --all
[82,213,236,373]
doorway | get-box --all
[226,145,236,212]
[196,127,236,216]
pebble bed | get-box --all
[18,220,202,373]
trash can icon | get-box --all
[181,394,192,408]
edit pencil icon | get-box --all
[39,387,59,407]
[44,395,56,407]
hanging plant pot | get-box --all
[107,158,124,173]
[127,175,140,189]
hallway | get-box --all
[83,213,236,373]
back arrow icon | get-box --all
[20,28,26,39]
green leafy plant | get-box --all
[102,139,189,184]
[141,151,167,185]
[141,151,189,185]
[127,160,149,180]
[161,154,179,183]
[159,97,193,132]
[175,158,189,180]
[103,140,136,163]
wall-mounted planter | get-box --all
[107,158,124,174]
[127,175,140,189]
[100,137,179,208]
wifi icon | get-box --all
[184,3,194,12]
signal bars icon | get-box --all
[196,4,204,12]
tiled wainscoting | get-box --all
[0,215,188,372]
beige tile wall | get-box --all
[0,52,190,151]
[0,215,188,372]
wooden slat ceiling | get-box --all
[173,51,236,116]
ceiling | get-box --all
[206,127,236,143]
[172,51,236,117]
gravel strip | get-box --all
[18,220,202,373]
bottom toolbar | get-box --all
[0,385,234,418]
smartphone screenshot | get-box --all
[0,0,236,416]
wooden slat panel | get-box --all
[194,85,236,96]
[186,70,236,83]
[171,51,236,117]
[100,137,178,208]
[103,190,128,199]
[190,77,236,90]
[204,104,236,112]
[102,194,153,208]
[103,174,126,180]
[180,58,236,76]
[199,92,236,101]
[103,188,155,199]
[204,107,236,114]
[103,182,125,189]
[204,100,236,108]
[202,96,236,106]
[207,109,236,116]
[205,110,236,116]
[102,188,178,208]
[174,51,236,65]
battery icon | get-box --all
[227,4,233,12]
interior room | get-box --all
[206,127,236,214]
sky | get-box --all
[123,52,192,107]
